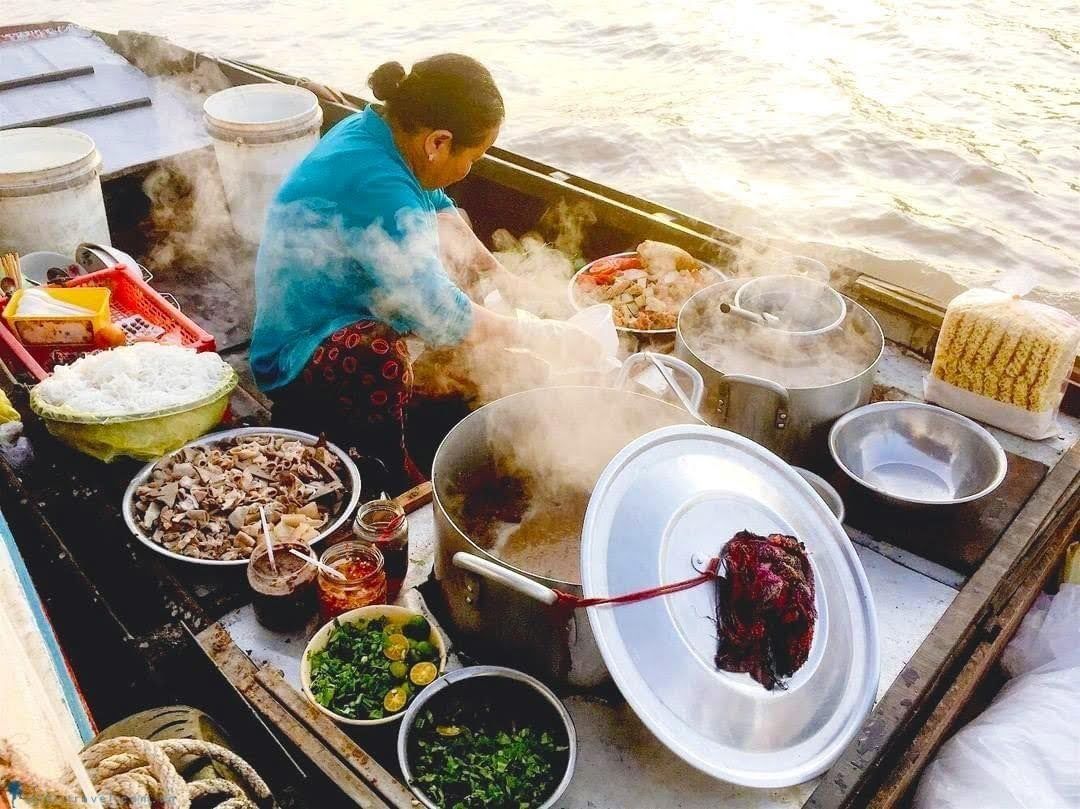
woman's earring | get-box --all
[428,153,435,162]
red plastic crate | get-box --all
[0,266,217,383]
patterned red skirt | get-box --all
[270,321,424,490]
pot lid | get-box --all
[580,424,878,788]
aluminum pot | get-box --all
[676,279,884,465]
[431,384,698,687]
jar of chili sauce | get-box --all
[317,540,388,620]
[353,498,409,600]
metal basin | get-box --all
[829,402,1007,506]
[397,665,577,809]
[733,274,846,335]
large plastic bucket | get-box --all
[203,84,323,243]
[0,128,110,257]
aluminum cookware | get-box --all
[829,401,1007,507]
[581,424,878,787]
[733,274,846,335]
[397,666,577,809]
[676,279,884,464]
[431,381,698,687]
[794,466,846,522]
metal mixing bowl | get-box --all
[398,665,577,809]
[733,274,846,335]
[829,402,1007,506]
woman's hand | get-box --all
[510,317,607,368]
[438,212,573,317]
[465,304,606,368]
[491,266,574,319]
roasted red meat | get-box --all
[715,530,816,690]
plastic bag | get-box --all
[0,390,18,424]
[914,584,1080,808]
[925,288,1080,439]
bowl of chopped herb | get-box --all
[301,605,447,726]
[398,665,577,809]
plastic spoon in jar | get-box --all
[258,505,277,574]
[720,301,780,327]
[288,547,347,581]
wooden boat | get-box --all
[0,21,1077,809]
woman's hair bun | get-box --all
[368,61,407,101]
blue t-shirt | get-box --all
[250,106,473,391]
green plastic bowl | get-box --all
[30,367,239,462]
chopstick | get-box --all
[288,547,347,581]
[258,505,276,573]
[1,252,21,292]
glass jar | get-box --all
[354,498,409,600]
[317,540,388,620]
[247,541,318,631]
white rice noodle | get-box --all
[33,343,232,417]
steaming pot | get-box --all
[676,279,884,464]
[431,384,697,687]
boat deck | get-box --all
[3,252,1076,806]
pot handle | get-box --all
[452,552,559,606]
[718,374,790,430]
[615,352,705,413]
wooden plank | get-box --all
[238,675,387,808]
[868,504,1079,807]
[0,65,94,92]
[808,442,1080,807]
[472,154,738,266]
[393,481,433,514]
[853,276,946,328]
[196,624,393,808]
[254,667,416,809]
[0,96,152,131]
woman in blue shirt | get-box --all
[252,54,588,490]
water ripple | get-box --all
[9,0,1079,311]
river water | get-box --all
[12,1,1080,314]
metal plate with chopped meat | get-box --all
[580,424,878,788]
[568,247,725,335]
[123,428,361,566]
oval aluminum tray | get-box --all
[567,251,725,336]
[581,424,878,787]
[122,427,361,567]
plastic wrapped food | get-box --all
[925,289,1079,439]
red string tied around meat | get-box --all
[546,532,816,692]
[550,555,722,617]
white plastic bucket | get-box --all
[0,128,110,257]
[203,84,323,243]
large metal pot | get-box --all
[676,279,884,464]
[431,384,697,687]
